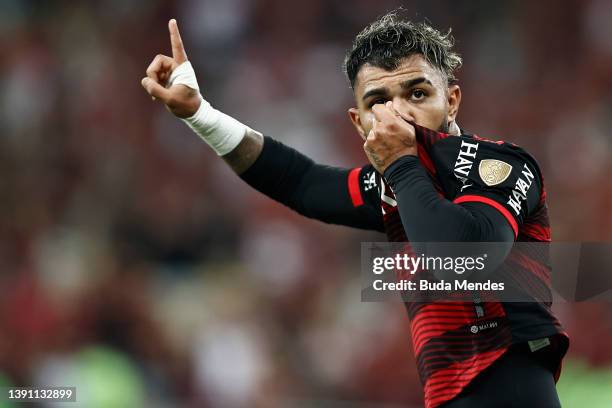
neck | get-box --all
[449,121,461,135]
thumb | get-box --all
[141,77,171,102]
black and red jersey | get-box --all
[348,125,568,408]
[240,128,568,408]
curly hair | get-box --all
[343,11,462,88]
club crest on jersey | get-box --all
[478,159,512,186]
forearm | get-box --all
[160,61,382,229]
[383,156,514,243]
[383,156,515,277]
[221,129,264,175]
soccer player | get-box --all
[141,13,569,408]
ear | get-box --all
[447,84,461,123]
[348,107,367,140]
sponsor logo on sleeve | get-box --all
[453,140,479,191]
[507,163,535,215]
[363,170,377,192]
[478,159,512,186]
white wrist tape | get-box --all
[168,60,200,92]
[168,61,249,156]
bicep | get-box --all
[292,164,384,231]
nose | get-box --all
[391,97,415,122]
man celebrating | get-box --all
[141,12,568,408]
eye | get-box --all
[368,98,387,108]
[410,89,427,101]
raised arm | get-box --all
[140,19,383,231]
[140,19,263,175]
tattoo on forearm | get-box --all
[222,129,264,175]
[365,146,385,170]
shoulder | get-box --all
[453,132,544,183]
[449,132,546,227]
[479,135,542,184]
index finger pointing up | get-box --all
[169,19,188,63]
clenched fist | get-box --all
[364,101,418,174]
[141,19,201,118]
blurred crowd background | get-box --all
[1,0,611,407]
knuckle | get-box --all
[147,60,159,71]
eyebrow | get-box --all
[401,77,432,89]
[362,77,433,102]
[362,87,388,102]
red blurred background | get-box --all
[0,0,611,406]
